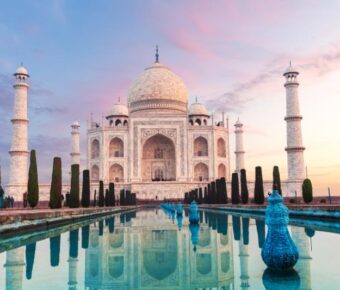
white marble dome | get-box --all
[109,103,128,116]
[128,62,188,113]
[189,102,209,116]
[14,65,29,76]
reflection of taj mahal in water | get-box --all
[2,210,314,290]
[85,210,234,289]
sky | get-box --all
[0,0,339,195]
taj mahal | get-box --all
[6,48,306,201]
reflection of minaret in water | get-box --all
[4,248,25,290]
[291,227,312,290]
[239,218,250,290]
[68,230,79,290]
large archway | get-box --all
[194,162,209,181]
[109,164,124,182]
[142,134,176,181]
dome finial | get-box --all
[155,45,159,63]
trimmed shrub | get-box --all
[256,219,265,248]
[232,216,241,240]
[98,181,104,207]
[302,178,313,203]
[198,188,203,204]
[93,190,97,207]
[108,183,115,206]
[231,172,240,204]
[220,177,228,204]
[81,170,90,207]
[27,150,39,208]
[272,166,282,195]
[49,157,62,209]
[211,181,217,204]
[120,189,125,205]
[242,217,250,245]
[240,169,249,204]
[69,164,80,208]
[320,198,326,203]
[254,166,265,204]
[105,189,109,206]
[184,192,189,204]
[203,187,208,203]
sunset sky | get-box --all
[0,0,339,195]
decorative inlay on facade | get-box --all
[141,128,177,144]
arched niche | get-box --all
[196,253,212,275]
[109,137,124,157]
[218,163,226,178]
[194,137,208,157]
[91,165,99,181]
[194,162,209,181]
[91,139,100,159]
[217,138,226,157]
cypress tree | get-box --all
[231,172,240,204]
[25,242,36,280]
[211,181,217,204]
[49,157,62,209]
[109,182,115,206]
[69,164,80,208]
[207,183,212,204]
[98,181,104,207]
[254,166,265,204]
[105,189,109,206]
[50,235,61,267]
[273,166,282,195]
[302,178,313,203]
[120,189,125,206]
[220,177,228,203]
[203,187,208,203]
[108,217,115,233]
[126,190,131,205]
[184,192,189,204]
[198,188,203,204]
[81,225,90,249]
[27,150,39,208]
[93,190,97,207]
[216,179,221,203]
[240,169,249,204]
[81,170,90,207]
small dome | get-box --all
[189,102,209,116]
[72,121,80,127]
[283,62,299,75]
[235,118,243,127]
[14,64,29,76]
[128,62,188,114]
[108,103,128,117]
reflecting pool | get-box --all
[1,208,340,289]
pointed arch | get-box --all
[217,138,226,157]
[91,139,100,159]
[194,162,209,181]
[109,137,124,157]
[91,165,99,181]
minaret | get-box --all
[68,256,78,290]
[4,248,25,290]
[70,121,80,165]
[234,118,245,173]
[283,62,305,196]
[7,64,30,201]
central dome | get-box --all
[128,62,188,114]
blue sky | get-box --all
[1,0,340,194]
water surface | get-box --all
[0,208,340,289]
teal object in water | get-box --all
[261,189,299,270]
[189,223,199,251]
[189,201,199,223]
